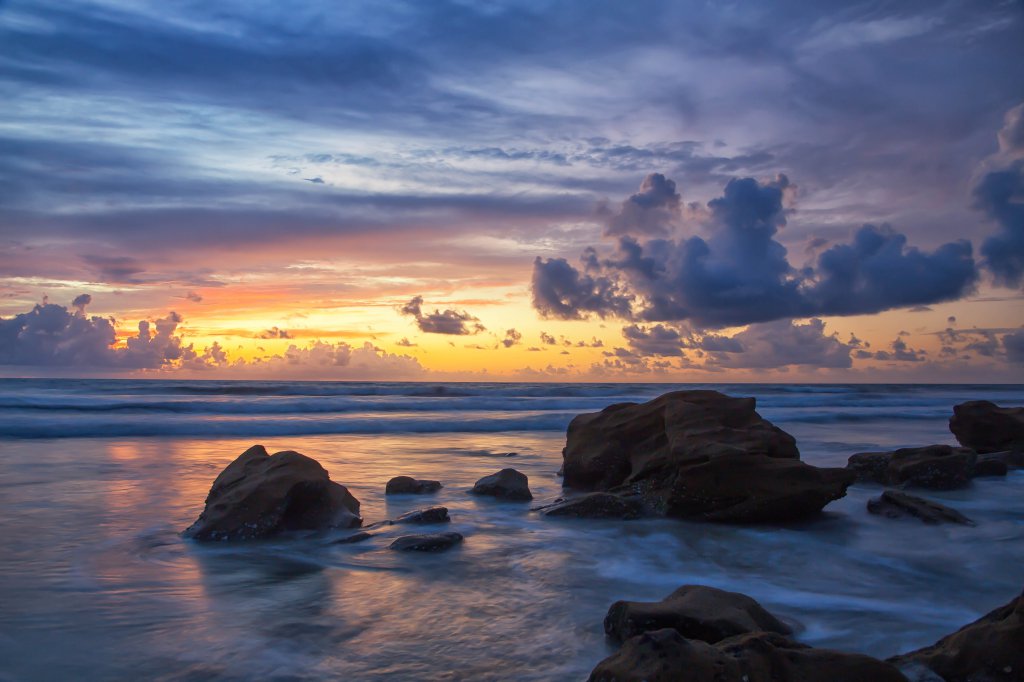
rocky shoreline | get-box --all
[183,390,1024,681]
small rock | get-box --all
[470,468,533,500]
[538,492,644,519]
[332,531,374,544]
[385,476,443,495]
[867,490,975,526]
[389,532,464,552]
[395,506,450,524]
[604,584,791,644]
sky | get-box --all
[1,0,1023,382]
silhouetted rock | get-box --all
[385,476,443,494]
[589,629,908,682]
[604,585,791,644]
[867,490,975,526]
[562,390,852,521]
[184,445,361,541]
[975,452,1012,477]
[470,468,533,500]
[847,445,980,489]
[538,492,644,519]
[332,531,373,544]
[890,589,1023,681]
[389,532,464,552]
[950,400,1024,453]
[395,506,450,524]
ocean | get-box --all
[1,380,1022,680]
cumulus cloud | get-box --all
[702,318,853,369]
[856,337,927,362]
[1004,330,1024,364]
[257,326,292,339]
[501,328,522,348]
[622,323,685,356]
[974,103,1024,287]
[532,174,978,328]
[603,172,682,237]
[396,337,416,347]
[185,290,203,302]
[539,331,557,345]
[399,295,485,335]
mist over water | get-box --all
[1,380,1022,680]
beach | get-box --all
[1,380,1023,680]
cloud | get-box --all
[396,337,416,347]
[1004,331,1024,364]
[184,291,203,302]
[857,337,927,362]
[532,174,978,328]
[501,328,522,348]
[622,324,685,356]
[703,318,853,369]
[539,331,557,345]
[257,327,292,339]
[81,254,146,284]
[603,172,681,237]
[975,104,1024,288]
[399,295,485,335]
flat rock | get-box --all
[950,400,1024,453]
[470,468,533,500]
[890,589,1023,681]
[332,531,374,544]
[395,506,450,524]
[847,445,980,489]
[389,532,464,552]
[589,629,908,682]
[184,445,361,541]
[385,476,443,494]
[562,390,852,521]
[538,492,644,519]
[867,490,975,526]
[604,584,791,644]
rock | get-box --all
[890,589,1023,681]
[867,490,975,526]
[385,476,443,494]
[604,584,791,644]
[562,390,852,521]
[332,531,374,544]
[470,468,533,501]
[847,445,980,489]
[395,506,450,524]
[389,532,464,552]
[539,492,644,519]
[184,445,361,541]
[950,400,1024,453]
[589,629,908,682]
[975,452,1011,477]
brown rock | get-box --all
[395,506,450,524]
[589,629,908,682]
[385,476,443,494]
[561,391,851,521]
[470,468,533,500]
[847,445,980,489]
[867,490,975,526]
[184,445,361,541]
[890,589,1024,681]
[604,584,791,644]
[950,400,1024,453]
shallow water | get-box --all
[1,381,1022,680]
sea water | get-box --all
[1,380,1022,680]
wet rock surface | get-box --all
[950,400,1024,453]
[537,492,644,519]
[469,468,533,500]
[389,532,464,552]
[385,476,443,494]
[847,445,981,489]
[395,506,451,524]
[867,490,975,526]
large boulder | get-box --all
[589,629,908,682]
[605,585,791,644]
[950,400,1024,453]
[470,468,533,500]
[184,445,361,541]
[890,589,1023,681]
[867,490,975,526]
[385,476,443,494]
[562,390,851,521]
[847,445,980,489]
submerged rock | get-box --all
[538,492,644,519]
[950,400,1024,453]
[589,629,908,682]
[184,445,361,541]
[389,532,464,552]
[561,390,852,522]
[604,584,791,644]
[890,589,1023,681]
[867,490,975,526]
[470,468,533,500]
[847,445,981,489]
[395,506,450,524]
[385,476,443,494]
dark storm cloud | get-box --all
[399,296,485,335]
[532,174,979,329]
